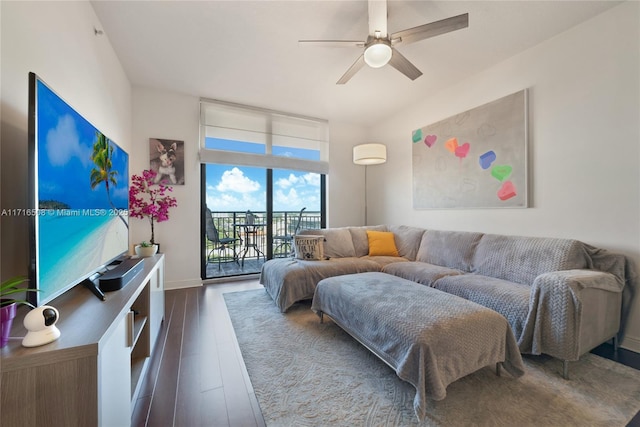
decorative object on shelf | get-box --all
[22,305,61,347]
[149,138,185,185]
[1,276,37,348]
[129,169,178,250]
[353,143,387,225]
[412,89,528,209]
[134,241,159,257]
[1,303,17,348]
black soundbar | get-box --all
[99,258,145,292]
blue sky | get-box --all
[37,79,128,209]
[205,138,320,212]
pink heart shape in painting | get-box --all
[424,135,437,148]
[455,142,470,159]
[497,181,517,201]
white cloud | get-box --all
[276,173,300,189]
[207,192,240,210]
[276,172,320,190]
[46,115,91,167]
[208,190,266,212]
[274,187,303,210]
[303,173,320,187]
[207,168,320,212]
[216,167,260,193]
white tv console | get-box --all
[0,254,165,427]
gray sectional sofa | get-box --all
[260,225,630,371]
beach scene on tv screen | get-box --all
[36,80,129,303]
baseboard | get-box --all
[165,278,204,290]
[202,273,260,285]
[621,335,640,354]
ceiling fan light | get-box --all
[364,42,392,68]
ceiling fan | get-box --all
[299,0,468,84]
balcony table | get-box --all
[233,223,266,267]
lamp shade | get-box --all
[353,143,387,165]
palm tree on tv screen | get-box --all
[90,131,128,229]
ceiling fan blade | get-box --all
[337,54,366,85]
[391,13,469,46]
[298,40,365,48]
[388,49,422,81]
[368,0,388,37]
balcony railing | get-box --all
[205,210,321,278]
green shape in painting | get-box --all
[491,165,513,182]
[412,129,423,143]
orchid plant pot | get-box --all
[135,244,159,257]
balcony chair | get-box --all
[273,207,306,257]
[205,208,240,269]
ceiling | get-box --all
[91,0,621,127]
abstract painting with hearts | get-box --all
[412,90,528,209]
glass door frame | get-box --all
[200,165,326,279]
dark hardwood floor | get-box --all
[132,280,265,427]
[134,280,640,427]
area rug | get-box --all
[224,289,640,426]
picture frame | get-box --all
[149,138,185,185]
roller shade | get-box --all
[200,99,329,174]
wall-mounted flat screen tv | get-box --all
[28,72,129,306]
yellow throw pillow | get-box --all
[367,230,399,257]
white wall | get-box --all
[327,121,369,227]
[0,1,131,279]
[130,86,201,289]
[131,87,367,289]
[367,2,640,351]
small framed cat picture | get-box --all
[149,138,185,185]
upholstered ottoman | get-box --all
[311,272,525,421]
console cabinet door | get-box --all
[149,258,165,352]
[98,311,132,427]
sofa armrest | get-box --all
[522,269,623,361]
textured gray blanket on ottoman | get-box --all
[311,272,525,421]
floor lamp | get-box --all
[353,143,387,225]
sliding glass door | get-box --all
[202,163,324,279]
[199,99,328,279]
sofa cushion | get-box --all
[261,257,383,312]
[349,225,387,257]
[472,234,589,285]
[367,230,399,257]
[382,261,462,286]
[433,274,531,344]
[363,256,410,268]
[416,230,483,271]
[388,225,426,261]
[298,227,356,258]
